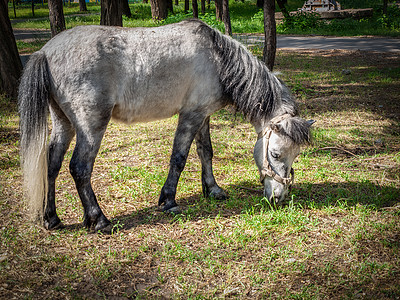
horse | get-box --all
[19,19,314,232]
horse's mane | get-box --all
[192,20,298,123]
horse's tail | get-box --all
[18,52,51,223]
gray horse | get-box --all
[19,20,314,231]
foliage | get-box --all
[279,11,323,32]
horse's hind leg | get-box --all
[70,125,111,232]
[195,117,227,200]
[45,105,75,230]
[158,112,207,212]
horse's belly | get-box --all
[111,98,181,124]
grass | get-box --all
[1,46,399,298]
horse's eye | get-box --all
[270,151,281,159]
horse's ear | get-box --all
[307,119,316,126]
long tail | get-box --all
[18,52,50,223]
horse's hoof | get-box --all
[44,215,64,230]
[85,214,111,233]
[95,222,112,234]
[208,187,228,201]
[164,206,182,214]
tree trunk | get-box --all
[150,0,168,20]
[222,0,232,36]
[79,0,87,12]
[101,0,122,26]
[383,0,388,15]
[276,0,290,19]
[200,0,205,14]
[121,0,132,17]
[263,0,276,71]
[215,0,222,21]
[31,0,35,16]
[256,0,263,8]
[175,0,178,5]
[167,0,173,13]
[13,0,17,18]
[184,0,189,13]
[192,0,198,18]
[48,0,66,37]
[0,0,22,99]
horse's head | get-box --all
[253,114,315,205]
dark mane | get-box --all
[194,20,298,123]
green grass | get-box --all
[1,46,399,298]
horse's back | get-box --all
[40,21,223,124]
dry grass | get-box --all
[0,49,399,299]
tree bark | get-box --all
[222,0,232,36]
[215,0,222,21]
[150,0,168,20]
[383,0,388,15]
[184,0,189,13]
[121,0,132,17]
[48,0,66,37]
[276,0,290,19]
[101,0,122,26]
[167,0,173,13]
[263,0,276,71]
[200,0,205,14]
[0,0,22,99]
[192,0,198,18]
[79,0,87,12]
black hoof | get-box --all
[164,206,182,214]
[207,187,228,201]
[44,215,64,230]
[84,214,111,233]
[159,198,181,214]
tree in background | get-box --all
[48,0,66,37]
[192,0,199,18]
[122,0,132,18]
[101,0,122,25]
[0,0,22,99]
[79,0,87,12]
[150,0,168,20]
[184,0,189,13]
[201,0,205,14]
[263,0,276,71]
[383,0,388,14]
[167,0,173,13]
[222,0,232,35]
[215,0,223,21]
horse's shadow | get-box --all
[60,179,400,234]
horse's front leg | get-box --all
[158,112,206,212]
[195,117,227,200]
